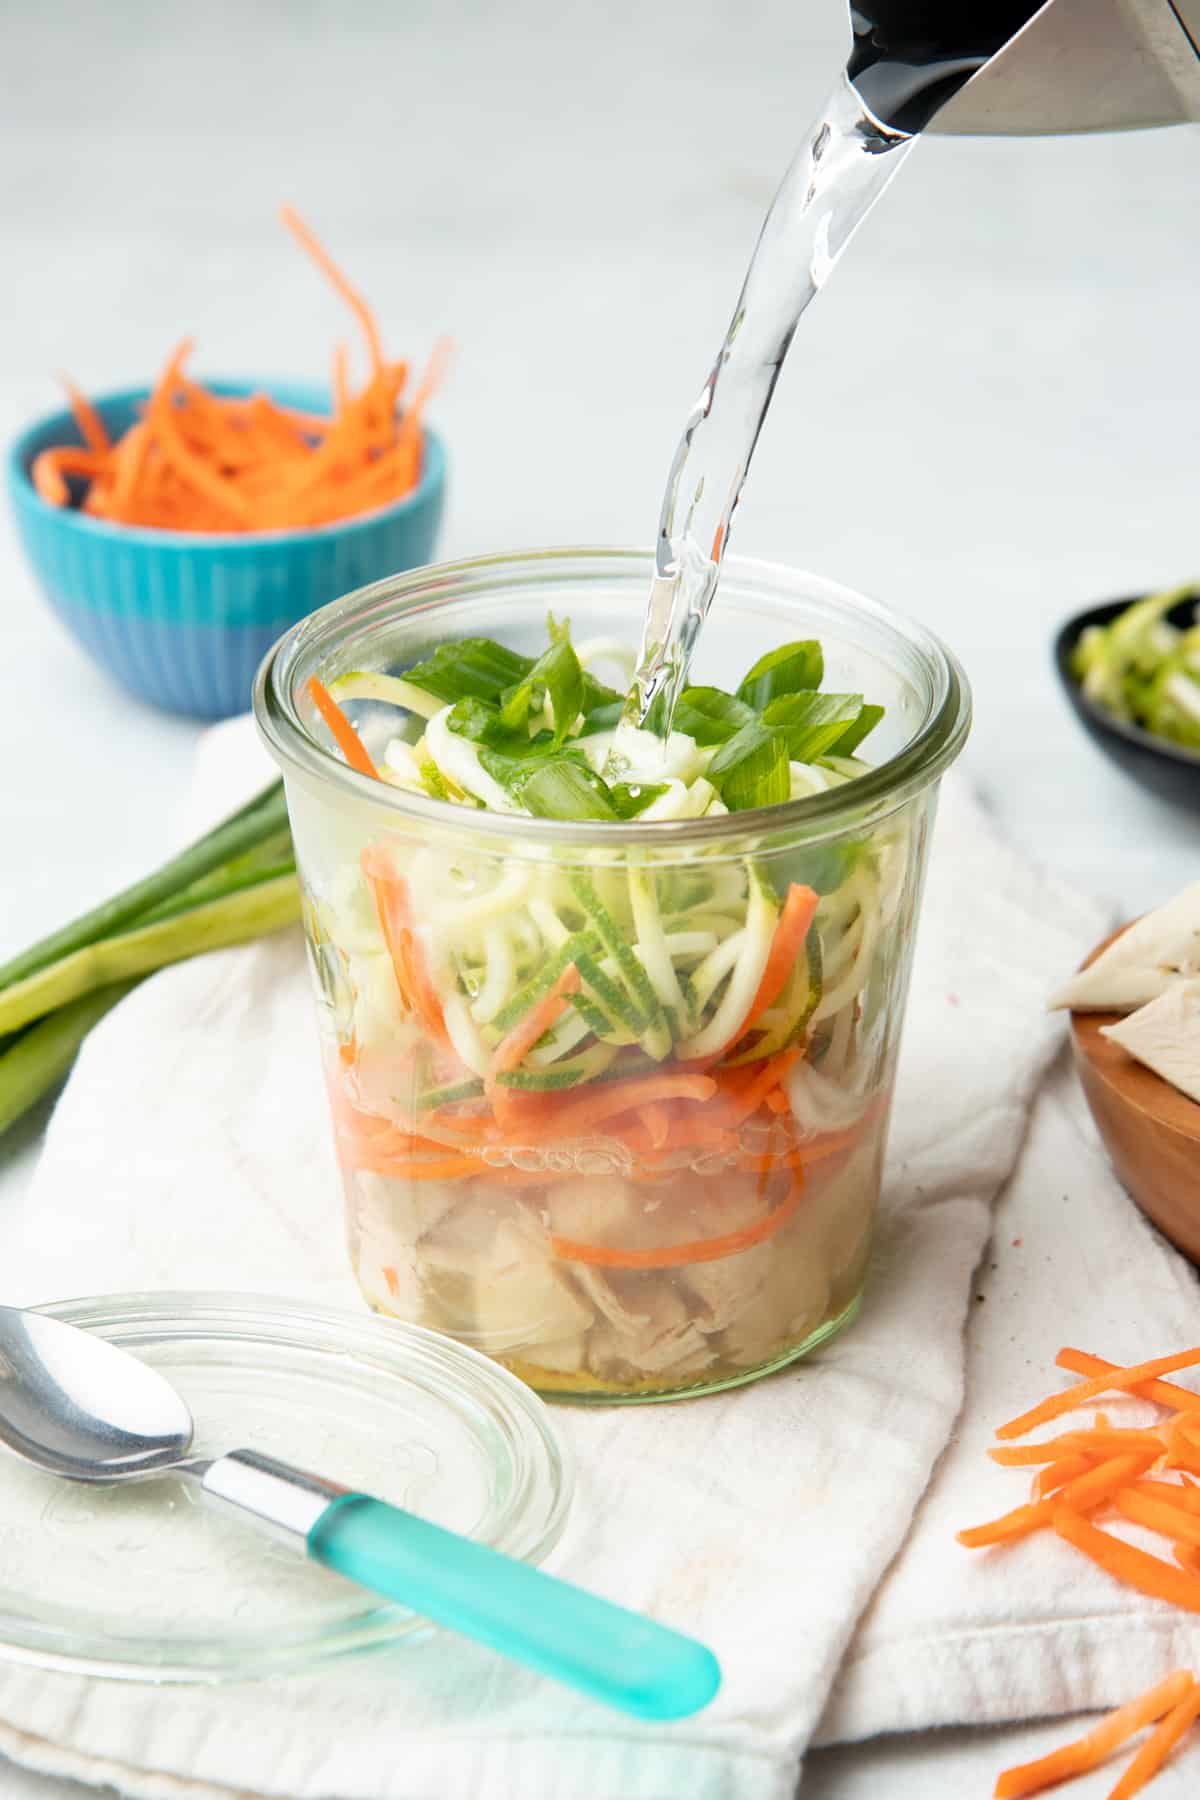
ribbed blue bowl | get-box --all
[7,380,447,719]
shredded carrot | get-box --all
[1107,1679,1200,1800]
[734,884,820,1048]
[957,1452,1157,1549]
[639,1103,671,1150]
[382,1266,400,1297]
[1055,1511,1200,1613]
[360,850,450,1051]
[482,1165,558,1189]
[31,446,106,504]
[59,373,112,454]
[992,1669,1194,1798]
[34,210,440,533]
[1056,1349,1200,1415]
[1130,1478,1200,1517]
[996,1351,1200,1442]
[990,1430,1166,1469]
[1032,1452,1094,1502]
[307,677,379,779]
[488,965,582,1084]
[713,1050,804,1129]
[1116,1488,1200,1549]
[332,342,351,414]
[281,202,385,373]
[550,1169,806,1269]
[964,1355,1200,1798]
[355,1153,480,1181]
[535,1073,717,1138]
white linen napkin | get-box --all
[0,725,1110,1800]
[815,1050,1200,1751]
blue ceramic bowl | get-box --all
[7,380,446,719]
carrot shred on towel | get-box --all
[1130,1479,1200,1517]
[966,1354,1200,1797]
[990,1429,1166,1469]
[1056,1349,1200,1415]
[1115,1488,1200,1548]
[992,1670,1194,1798]
[1107,1679,1200,1800]
[1032,1452,1095,1501]
[307,677,379,779]
[957,1452,1157,1549]
[1054,1511,1200,1613]
[995,1351,1200,1442]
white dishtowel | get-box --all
[0,721,1140,1800]
[815,1050,1200,1751]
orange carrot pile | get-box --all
[32,207,448,533]
[959,1346,1200,1798]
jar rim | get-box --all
[253,546,971,848]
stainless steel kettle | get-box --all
[848,0,1200,134]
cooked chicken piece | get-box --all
[349,1172,460,1318]
[680,1237,774,1331]
[569,1264,651,1332]
[355,1246,421,1316]
[587,1282,711,1379]
[802,1138,881,1301]
[541,1175,639,1243]
[354,1170,460,1243]
[420,1200,593,1352]
[720,1242,830,1369]
[518,1334,589,1374]
[785,1059,870,1136]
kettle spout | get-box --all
[849,0,1200,135]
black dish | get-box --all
[1054,593,1200,816]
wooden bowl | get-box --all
[1071,926,1200,1262]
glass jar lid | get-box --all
[0,1292,571,1682]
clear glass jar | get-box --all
[255,549,969,1401]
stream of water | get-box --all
[624,76,912,733]
[624,1,1044,736]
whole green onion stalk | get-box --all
[0,784,299,1136]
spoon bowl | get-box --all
[0,1305,194,1481]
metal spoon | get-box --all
[0,1304,720,1719]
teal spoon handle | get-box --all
[307,1493,721,1720]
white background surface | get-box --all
[1,1,1198,1794]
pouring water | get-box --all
[616,0,1200,757]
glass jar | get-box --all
[255,549,969,1401]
